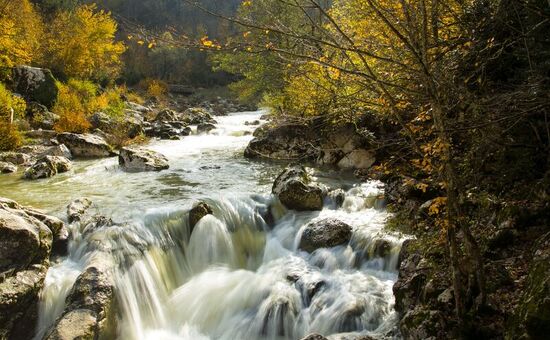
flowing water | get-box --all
[0,111,403,339]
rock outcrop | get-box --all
[57,133,114,158]
[245,121,376,169]
[299,218,353,253]
[118,147,169,172]
[245,123,318,160]
[272,166,325,211]
[11,66,58,108]
[24,156,72,180]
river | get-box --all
[0,110,402,339]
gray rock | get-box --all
[0,161,17,173]
[57,133,114,158]
[0,152,31,165]
[327,189,346,208]
[11,65,58,108]
[67,198,93,224]
[245,124,319,161]
[299,218,353,253]
[24,156,72,180]
[182,107,215,125]
[189,202,213,232]
[89,112,114,131]
[19,144,72,160]
[26,102,60,130]
[0,198,53,339]
[155,108,178,122]
[24,130,58,144]
[126,101,151,113]
[272,166,324,211]
[45,254,117,340]
[337,149,376,170]
[118,147,169,172]
[197,123,216,134]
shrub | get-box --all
[0,122,22,151]
[138,79,168,101]
[0,83,26,121]
[52,82,91,133]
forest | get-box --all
[0,0,549,339]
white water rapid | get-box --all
[0,111,403,339]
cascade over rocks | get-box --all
[119,147,169,172]
[299,218,353,253]
[0,197,55,339]
[272,166,325,211]
[57,133,115,158]
[24,156,72,180]
[11,66,58,108]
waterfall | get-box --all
[29,111,404,339]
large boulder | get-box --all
[118,147,169,172]
[272,166,325,211]
[57,133,114,158]
[24,155,72,180]
[0,198,53,339]
[11,66,58,109]
[245,124,319,161]
[181,107,216,125]
[299,218,353,253]
[0,161,17,173]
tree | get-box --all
[0,0,43,77]
[42,4,126,82]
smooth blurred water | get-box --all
[0,111,403,339]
